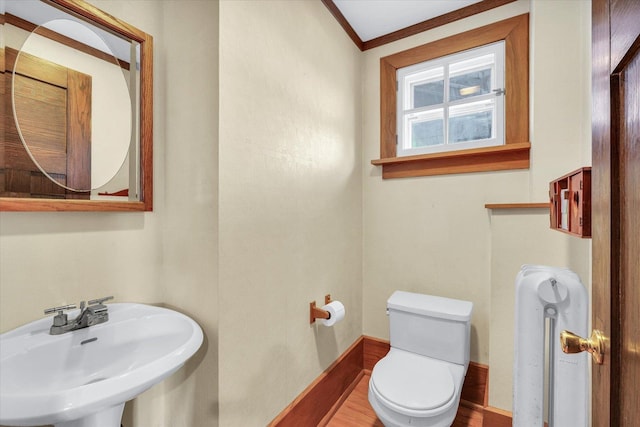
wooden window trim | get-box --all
[372,13,530,179]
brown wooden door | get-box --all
[592,0,640,425]
[1,47,91,198]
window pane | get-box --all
[410,115,444,148]
[449,100,494,143]
[413,80,444,108]
[395,41,506,157]
[449,68,492,101]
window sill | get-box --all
[371,141,530,179]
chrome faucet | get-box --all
[44,296,113,335]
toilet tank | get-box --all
[387,291,473,366]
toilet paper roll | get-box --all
[319,301,345,326]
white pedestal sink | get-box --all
[0,303,203,427]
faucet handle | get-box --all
[88,296,114,306]
[44,304,76,328]
[44,304,77,316]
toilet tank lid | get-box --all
[387,291,473,321]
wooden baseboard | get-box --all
[268,337,364,426]
[317,370,366,426]
[270,335,491,425]
[482,406,512,427]
[482,406,549,427]
[461,361,489,407]
[363,335,390,371]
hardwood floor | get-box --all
[270,337,493,427]
[326,374,483,427]
[326,374,383,427]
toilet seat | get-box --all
[370,348,457,417]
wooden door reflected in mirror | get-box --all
[4,48,92,199]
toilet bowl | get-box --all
[368,348,466,427]
[368,291,473,427]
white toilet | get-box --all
[368,291,473,427]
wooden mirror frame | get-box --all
[0,0,153,212]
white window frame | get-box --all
[396,41,505,157]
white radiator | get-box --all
[513,265,588,427]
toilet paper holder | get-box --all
[310,294,332,324]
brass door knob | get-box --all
[560,329,605,365]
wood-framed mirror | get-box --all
[0,0,153,211]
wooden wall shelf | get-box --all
[485,203,550,209]
[549,167,591,238]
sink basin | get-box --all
[0,303,203,427]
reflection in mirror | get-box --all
[0,0,153,211]
[12,19,132,194]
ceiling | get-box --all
[332,0,482,42]
[324,0,515,50]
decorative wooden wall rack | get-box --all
[549,167,591,238]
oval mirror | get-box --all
[12,18,132,192]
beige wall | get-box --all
[217,1,362,425]
[154,1,219,425]
[362,0,592,413]
[0,1,219,426]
